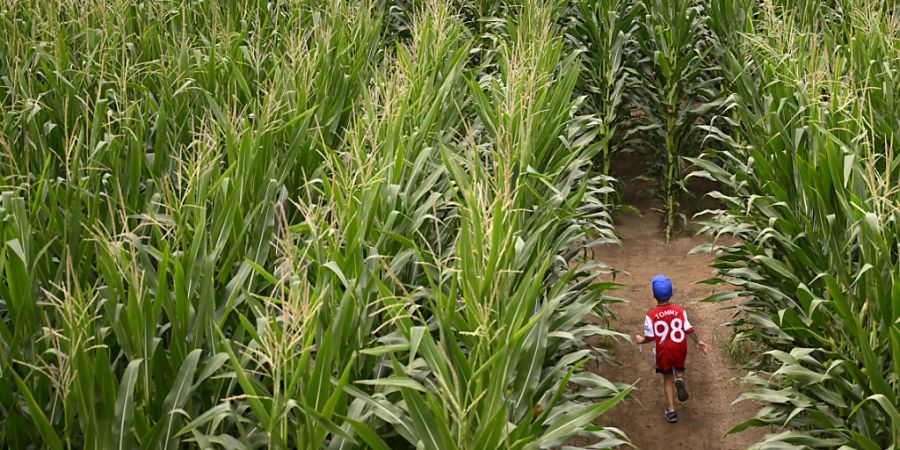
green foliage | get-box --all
[0,0,629,448]
[695,0,900,447]
[13,0,898,448]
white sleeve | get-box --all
[643,316,654,338]
[683,311,693,333]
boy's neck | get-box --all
[657,300,671,306]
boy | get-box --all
[634,274,710,423]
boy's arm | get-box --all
[684,311,710,354]
[686,328,710,354]
[635,315,655,344]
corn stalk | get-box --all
[634,0,723,241]
[566,0,641,201]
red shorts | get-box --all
[655,347,687,374]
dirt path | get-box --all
[586,169,763,449]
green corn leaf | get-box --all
[343,417,392,450]
[10,370,63,450]
[114,359,143,450]
[401,388,457,450]
[160,349,203,449]
[533,387,632,448]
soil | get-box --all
[580,155,764,449]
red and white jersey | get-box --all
[643,303,693,369]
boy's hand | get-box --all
[697,341,711,355]
[634,335,646,344]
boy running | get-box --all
[634,274,710,423]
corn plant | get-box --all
[566,0,642,197]
[634,0,724,240]
[692,0,900,447]
[425,2,632,447]
[337,2,631,448]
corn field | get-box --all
[694,0,900,448]
[0,0,898,449]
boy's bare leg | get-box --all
[662,374,676,412]
[674,369,688,402]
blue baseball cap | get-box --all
[651,275,672,301]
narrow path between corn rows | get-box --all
[585,165,764,449]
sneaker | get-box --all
[663,409,678,423]
[675,377,689,402]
